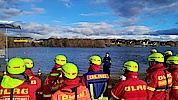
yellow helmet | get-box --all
[62,63,78,79]
[164,51,172,56]
[7,58,25,74]
[89,55,101,65]
[176,54,178,57]
[54,55,67,65]
[166,56,178,65]
[148,53,164,62]
[150,49,157,54]
[24,58,33,69]
[123,61,138,72]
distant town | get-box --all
[0,32,178,49]
[6,36,178,48]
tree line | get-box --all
[0,33,106,48]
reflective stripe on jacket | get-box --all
[82,71,111,100]
[146,63,172,100]
[169,68,178,100]
[43,64,63,100]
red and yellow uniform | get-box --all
[166,56,178,100]
[0,75,41,100]
[169,67,178,100]
[43,64,63,100]
[51,77,90,100]
[111,72,147,100]
[146,63,172,100]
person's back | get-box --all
[82,55,112,100]
[43,54,66,100]
[146,53,172,100]
[111,61,147,100]
[52,84,90,100]
[0,57,41,100]
[83,71,110,99]
[51,63,90,100]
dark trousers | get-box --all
[103,66,110,76]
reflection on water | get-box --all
[8,47,178,74]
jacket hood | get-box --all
[62,77,81,89]
[146,63,166,73]
[1,75,24,88]
[50,64,62,74]
[88,64,101,72]
[169,65,178,72]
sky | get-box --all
[0,0,178,41]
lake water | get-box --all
[7,47,178,74]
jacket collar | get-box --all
[146,63,166,73]
[88,64,101,72]
[125,72,138,79]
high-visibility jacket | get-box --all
[169,66,178,100]
[111,72,147,100]
[82,65,112,100]
[0,75,41,100]
[51,77,90,100]
[43,64,63,100]
[146,63,172,100]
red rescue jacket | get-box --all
[43,64,63,100]
[51,77,90,100]
[24,69,35,76]
[145,63,172,100]
[168,66,178,100]
[111,72,147,100]
[0,75,41,100]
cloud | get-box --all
[106,0,178,18]
[148,28,178,35]
[0,0,45,20]
[63,22,115,35]
[1,20,178,41]
[59,0,72,7]
[80,12,108,16]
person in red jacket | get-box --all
[164,50,173,68]
[82,55,112,100]
[43,54,67,100]
[24,58,35,76]
[146,53,172,100]
[111,61,147,100]
[24,58,43,100]
[0,57,41,100]
[51,63,91,100]
[166,56,178,100]
[150,49,157,55]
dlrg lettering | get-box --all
[87,74,109,80]
[57,90,88,99]
[0,88,28,95]
[124,85,147,91]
